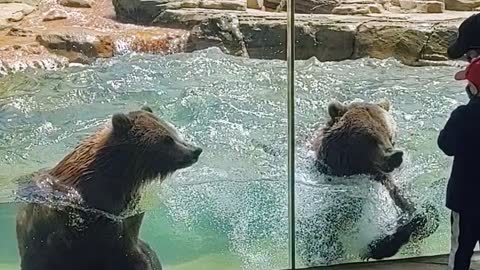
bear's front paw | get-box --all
[360,233,398,261]
[411,203,440,242]
[360,213,429,261]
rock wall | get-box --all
[0,0,474,75]
[263,0,480,13]
[112,0,466,66]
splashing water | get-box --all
[0,48,467,269]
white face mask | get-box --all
[467,83,479,98]
[467,49,480,62]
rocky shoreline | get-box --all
[0,0,477,76]
[0,0,188,76]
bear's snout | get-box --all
[383,149,403,172]
[174,144,203,169]
[189,147,203,164]
[193,147,203,158]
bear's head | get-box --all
[318,99,403,176]
[109,106,203,178]
[327,99,396,140]
[50,106,202,209]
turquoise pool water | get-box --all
[0,48,468,269]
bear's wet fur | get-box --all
[313,99,403,177]
[15,106,202,270]
[307,99,439,263]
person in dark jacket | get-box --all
[438,57,480,270]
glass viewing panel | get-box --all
[0,0,291,269]
[293,1,467,268]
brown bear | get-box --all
[15,106,202,270]
[313,99,403,180]
[300,99,439,265]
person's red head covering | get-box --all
[455,57,480,88]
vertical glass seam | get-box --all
[287,0,295,268]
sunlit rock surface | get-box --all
[0,0,188,75]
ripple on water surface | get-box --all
[0,48,468,269]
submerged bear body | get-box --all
[16,106,202,270]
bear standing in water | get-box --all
[313,99,411,212]
[15,106,202,270]
[302,99,439,263]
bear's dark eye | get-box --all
[164,136,175,144]
[142,106,153,113]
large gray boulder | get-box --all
[187,13,248,57]
[240,21,355,60]
[353,20,459,64]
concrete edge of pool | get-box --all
[293,252,480,269]
[1,253,479,270]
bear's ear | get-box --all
[141,106,153,113]
[328,100,347,119]
[377,99,391,111]
[112,113,132,135]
